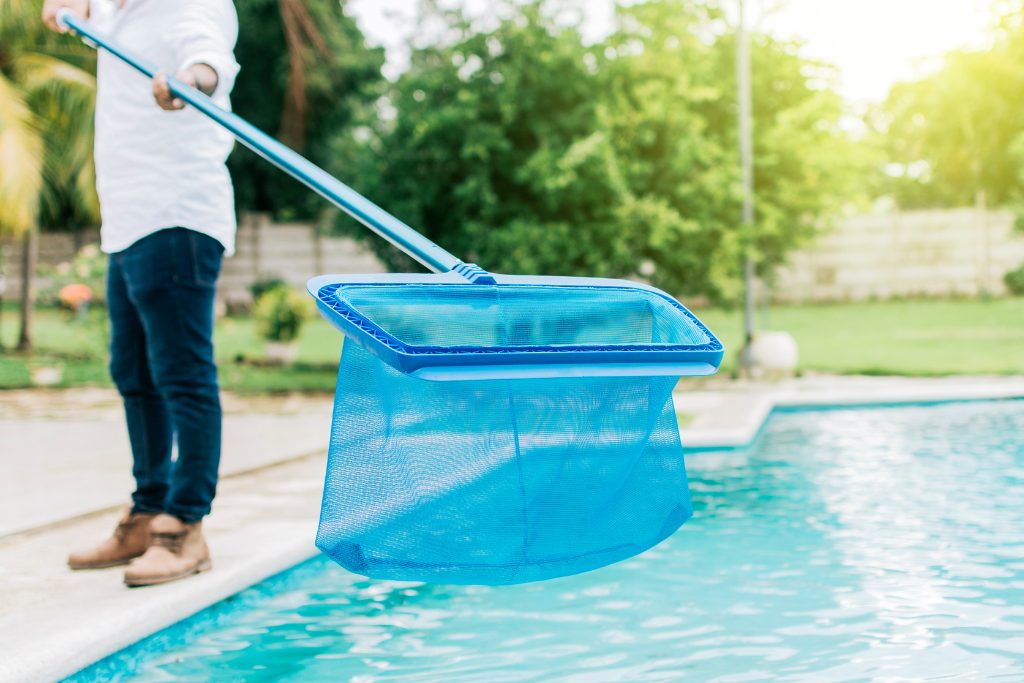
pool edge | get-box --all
[0,456,325,683]
[679,376,1024,452]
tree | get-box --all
[230,0,385,220]
[681,9,863,296]
[880,51,1024,209]
[0,0,98,350]
[340,2,629,275]
[579,0,861,298]
[877,5,1024,209]
[342,0,861,302]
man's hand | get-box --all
[42,0,89,32]
[153,65,218,111]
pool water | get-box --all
[75,400,1024,682]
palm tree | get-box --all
[232,0,384,217]
[277,0,331,150]
[0,0,97,351]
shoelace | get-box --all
[152,531,186,554]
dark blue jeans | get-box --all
[107,228,224,523]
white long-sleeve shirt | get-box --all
[90,0,240,255]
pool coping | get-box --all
[0,456,325,683]
[57,538,316,683]
[677,375,1024,451]
[2,376,1023,683]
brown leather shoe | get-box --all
[68,510,156,570]
[123,513,212,587]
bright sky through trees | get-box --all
[758,0,995,102]
[347,0,996,103]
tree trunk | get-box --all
[16,225,38,351]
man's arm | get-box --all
[154,0,239,112]
[41,0,89,32]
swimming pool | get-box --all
[73,400,1024,681]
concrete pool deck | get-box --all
[1,375,1022,682]
[0,391,334,538]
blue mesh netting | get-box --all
[317,283,703,584]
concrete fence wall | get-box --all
[773,208,1024,303]
[3,209,1024,305]
[219,213,385,307]
[0,213,385,306]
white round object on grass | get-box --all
[747,331,799,378]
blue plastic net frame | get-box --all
[308,272,724,381]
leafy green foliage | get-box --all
[339,0,862,301]
[877,5,1024,208]
[0,0,98,234]
[249,277,288,302]
[230,0,385,220]
[604,1,864,298]
[254,284,308,342]
[1005,263,1024,295]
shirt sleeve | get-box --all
[168,0,240,100]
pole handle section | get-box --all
[57,10,463,275]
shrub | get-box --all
[254,284,308,342]
[249,278,287,302]
[41,244,107,308]
[1005,264,1024,296]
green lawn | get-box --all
[1,297,1021,392]
[0,304,343,393]
[700,298,1024,377]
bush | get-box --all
[41,244,107,308]
[253,285,308,343]
[1005,264,1024,296]
[249,278,287,302]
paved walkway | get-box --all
[1,377,1023,682]
[0,390,332,537]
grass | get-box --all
[700,298,1024,377]
[0,303,343,393]
[1,297,1021,393]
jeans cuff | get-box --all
[165,508,206,524]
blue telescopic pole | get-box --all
[57,9,463,275]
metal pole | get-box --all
[737,0,756,353]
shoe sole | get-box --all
[69,556,141,570]
[124,559,213,588]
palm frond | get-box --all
[14,51,97,92]
[16,51,99,223]
[0,73,44,234]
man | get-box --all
[42,0,239,587]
